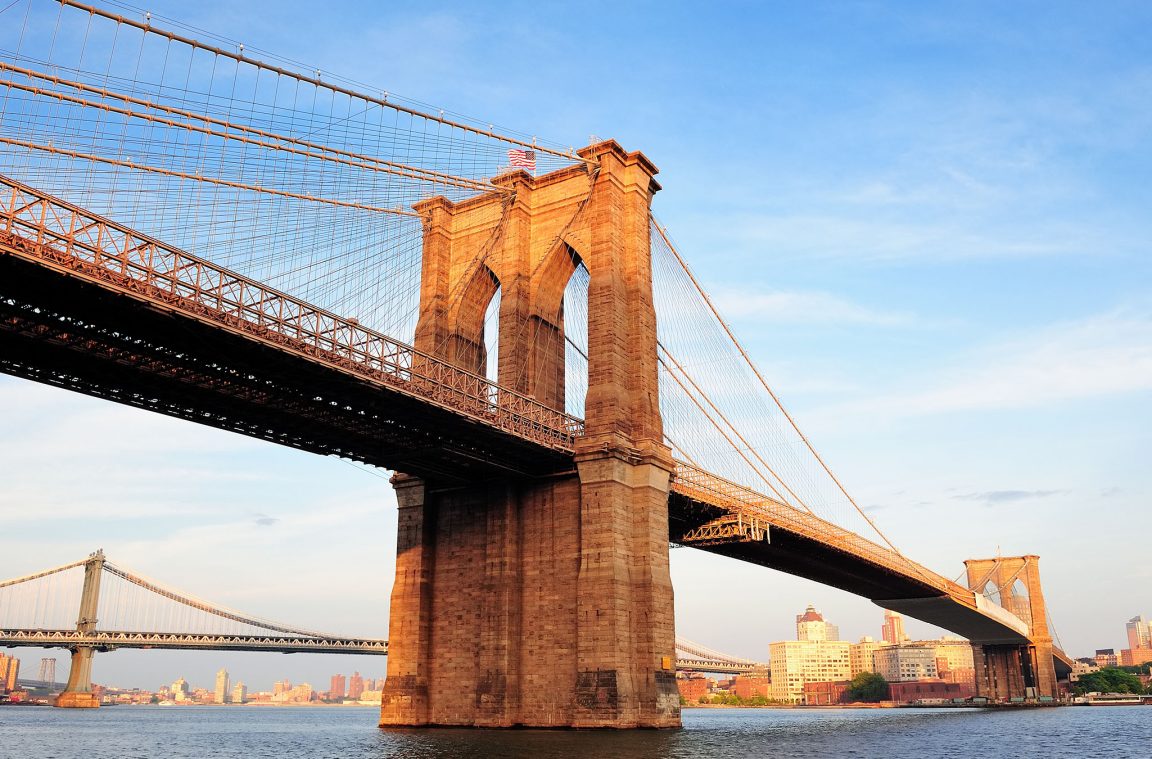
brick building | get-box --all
[732,671,771,700]
[888,680,963,703]
[802,680,851,705]
[676,674,712,702]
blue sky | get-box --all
[2,0,1150,691]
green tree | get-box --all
[1072,667,1145,695]
[846,672,889,702]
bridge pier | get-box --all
[381,452,678,728]
[54,647,100,708]
[55,550,104,708]
[380,141,680,728]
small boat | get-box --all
[1082,693,1144,706]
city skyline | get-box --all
[5,604,1147,695]
[2,0,1150,688]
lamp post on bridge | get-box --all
[55,549,104,709]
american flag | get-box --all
[507,148,536,170]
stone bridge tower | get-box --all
[964,555,1058,700]
[379,141,680,728]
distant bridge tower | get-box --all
[38,657,57,686]
[55,550,104,708]
[380,141,680,728]
[964,555,1057,700]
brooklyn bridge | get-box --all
[0,0,1070,727]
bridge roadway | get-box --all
[0,629,389,655]
[0,175,1070,679]
[0,629,754,674]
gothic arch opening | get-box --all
[982,581,1001,608]
[483,283,501,384]
[449,264,500,378]
[1010,578,1033,628]
[525,244,587,416]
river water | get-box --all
[2,705,1149,758]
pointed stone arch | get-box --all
[497,243,585,411]
[446,264,500,377]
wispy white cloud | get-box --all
[839,309,1152,416]
[952,489,1067,505]
[713,212,1111,263]
[712,288,914,326]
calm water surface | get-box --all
[2,705,1150,758]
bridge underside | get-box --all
[0,254,570,483]
[670,494,1030,644]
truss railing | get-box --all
[670,461,978,603]
[0,174,582,451]
[675,658,766,675]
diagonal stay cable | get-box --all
[652,217,908,557]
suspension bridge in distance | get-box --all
[0,550,765,706]
[0,0,1069,726]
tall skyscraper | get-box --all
[348,671,365,700]
[1127,615,1151,649]
[881,609,907,644]
[330,673,347,700]
[796,604,839,642]
[215,668,231,704]
[0,653,19,692]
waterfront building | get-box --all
[273,679,292,696]
[214,668,231,704]
[1070,659,1100,682]
[849,636,886,677]
[676,674,713,702]
[881,609,908,644]
[0,653,19,692]
[1093,649,1119,668]
[933,637,976,695]
[170,677,190,702]
[330,673,346,700]
[1127,615,1152,650]
[231,682,247,704]
[348,671,365,700]
[802,680,851,705]
[874,644,938,682]
[731,670,771,700]
[1120,647,1152,667]
[796,604,840,642]
[769,640,852,703]
[271,683,315,703]
[888,680,963,703]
